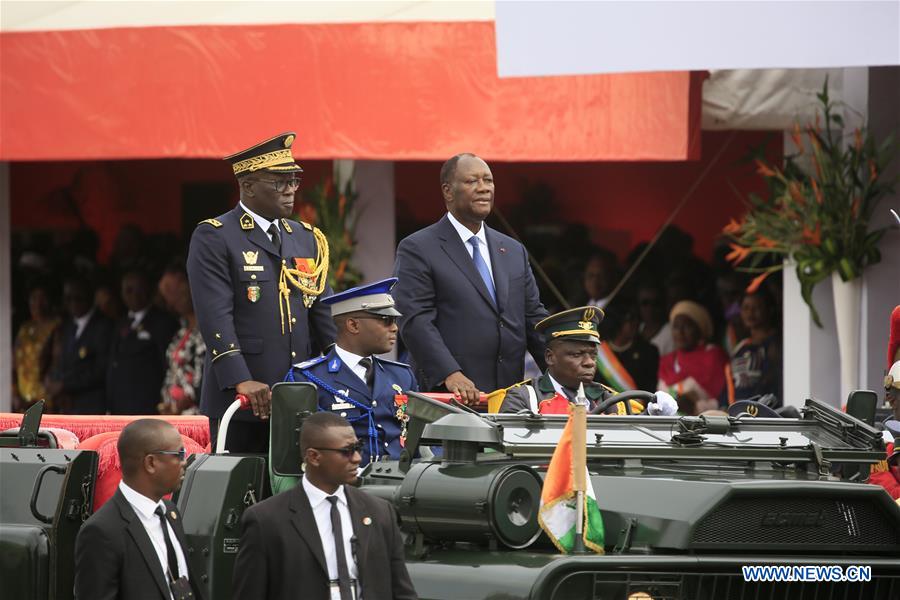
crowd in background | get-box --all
[9,220,783,417]
[10,226,204,416]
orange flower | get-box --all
[791,123,804,151]
[802,223,821,246]
[746,272,770,293]
[854,128,863,151]
[723,218,742,235]
[869,160,878,182]
[726,243,751,265]
[788,182,806,205]
[338,194,347,218]
[756,235,778,249]
[755,159,777,178]
[810,178,823,204]
[850,197,860,217]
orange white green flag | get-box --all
[537,403,605,554]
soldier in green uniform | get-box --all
[497,306,677,416]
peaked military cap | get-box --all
[727,399,781,418]
[536,306,603,343]
[224,132,303,176]
[322,277,402,317]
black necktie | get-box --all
[154,505,180,581]
[562,387,577,402]
[267,222,282,254]
[326,496,353,600]
[358,357,374,390]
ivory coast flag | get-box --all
[537,410,605,554]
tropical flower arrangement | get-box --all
[295,174,363,291]
[724,79,896,326]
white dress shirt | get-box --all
[334,345,370,385]
[302,475,359,582]
[118,481,189,596]
[73,308,95,340]
[239,200,280,242]
[446,211,494,281]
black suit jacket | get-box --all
[393,214,547,392]
[108,306,179,414]
[74,489,206,600]
[187,204,336,420]
[233,482,417,600]
[54,311,114,414]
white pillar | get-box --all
[351,161,396,281]
[0,162,11,412]
[782,66,900,409]
[861,66,900,392]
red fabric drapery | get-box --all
[1,22,699,162]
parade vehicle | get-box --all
[2,385,899,600]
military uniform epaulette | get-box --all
[294,355,327,369]
[198,218,223,228]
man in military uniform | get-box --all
[187,132,336,452]
[286,278,417,466]
[498,306,677,416]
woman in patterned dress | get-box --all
[157,265,206,415]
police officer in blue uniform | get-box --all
[187,132,336,452]
[286,278,418,466]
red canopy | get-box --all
[1,22,700,162]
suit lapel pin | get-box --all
[499,246,506,254]
[78,346,87,359]
[392,384,403,394]
[240,213,254,230]
[170,511,178,520]
[362,516,372,526]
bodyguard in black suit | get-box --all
[75,419,206,600]
[47,279,114,414]
[393,153,548,402]
[187,132,336,451]
[108,270,178,414]
[233,412,417,600]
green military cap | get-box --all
[536,306,604,343]
[224,131,303,177]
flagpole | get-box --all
[571,384,588,554]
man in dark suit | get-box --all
[233,412,417,600]
[75,419,206,600]
[393,153,548,403]
[108,270,179,414]
[287,277,418,465]
[187,132,336,451]
[46,278,114,414]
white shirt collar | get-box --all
[546,373,567,398]
[73,308,94,329]
[334,345,366,371]
[239,200,279,232]
[119,480,164,520]
[446,211,486,247]
[302,474,347,509]
[546,373,590,406]
[128,307,149,323]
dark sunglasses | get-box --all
[313,440,365,458]
[149,448,187,461]
[354,315,398,327]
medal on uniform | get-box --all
[247,285,261,303]
[294,257,318,307]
